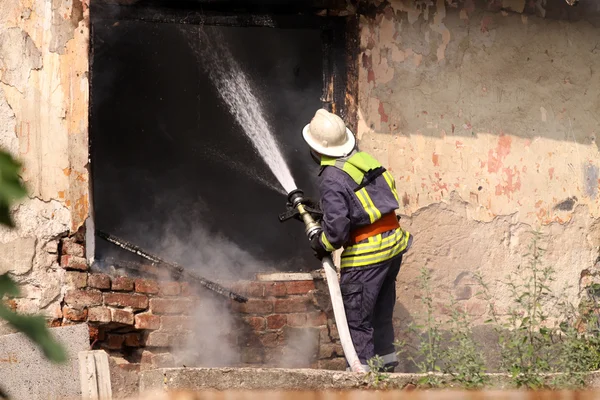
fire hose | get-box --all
[279,189,365,373]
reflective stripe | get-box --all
[340,230,410,268]
[321,151,410,268]
[343,229,402,256]
[355,188,381,223]
[321,231,336,252]
[380,353,398,364]
[382,171,399,203]
[321,151,380,185]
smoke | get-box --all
[277,327,320,368]
[171,294,240,367]
[153,218,274,281]
[90,19,329,368]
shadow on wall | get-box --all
[358,0,600,148]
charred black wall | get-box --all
[90,8,345,278]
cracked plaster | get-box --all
[0,0,88,317]
[358,0,600,225]
[357,0,600,338]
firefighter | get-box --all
[302,108,412,372]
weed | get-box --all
[395,267,445,388]
[395,230,600,390]
[441,298,488,389]
[365,355,390,389]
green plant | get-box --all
[441,298,488,389]
[395,267,445,388]
[0,150,67,365]
[476,231,558,389]
[550,283,600,388]
[365,355,390,388]
[394,231,600,390]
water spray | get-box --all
[279,189,366,373]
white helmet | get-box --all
[302,109,356,157]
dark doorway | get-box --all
[90,4,347,279]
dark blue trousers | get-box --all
[340,254,402,368]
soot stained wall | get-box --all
[91,20,324,278]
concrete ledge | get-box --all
[139,368,600,393]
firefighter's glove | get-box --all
[309,230,330,261]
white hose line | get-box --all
[321,255,365,373]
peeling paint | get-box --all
[0,0,88,316]
[0,28,42,92]
[1,0,90,232]
[357,0,600,226]
[49,0,84,54]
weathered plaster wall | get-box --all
[356,0,600,340]
[0,0,89,320]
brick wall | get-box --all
[57,236,346,372]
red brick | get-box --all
[60,255,88,271]
[266,314,286,330]
[318,343,344,359]
[273,297,312,313]
[149,298,193,315]
[140,350,154,365]
[243,282,265,297]
[105,334,125,350]
[135,312,161,330]
[160,316,192,332]
[307,311,327,327]
[135,279,159,294]
[63,306,88,321]
[111,308,134,325]
[327,319,339,340]
[65,289,102,309]
[88,307,111,323]
[287,313,307,327]
[104,292,148,310]
[180,282,194,296]
[264,282,287,297]
[65,271,87,289]
[89,325,100,342]
[88,273,111,290]
[260,332,283,348]
[158,282,180,296]
[284,280,315,295]
[233,299,273,314]
[62,239,85,257]
[111,276,134,291]
[319,326,331,344]
[143,331,170,347]
[124,333,141,347]
[244,316,266,331]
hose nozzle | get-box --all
[285,189,322,240]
